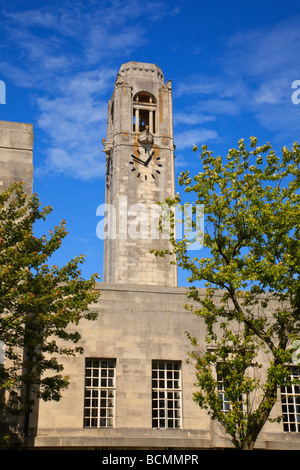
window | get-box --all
[281,368,300,432]
[133,92,156,134]
[217,366,246,414]
[217,372,231,414]
[84,359,116,428]
[152,361,182,429]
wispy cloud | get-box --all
[224,16,300,80]
[174,14,300,150]
[35,68,116,180]
[2,3,300,181]
[174,112,216,126]
[0,1,178,180]
[175,128,218,151]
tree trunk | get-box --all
[241,439,255,450]
[238,384,279,450]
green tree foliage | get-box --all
[0,183,100,431]
[153,138,300,449]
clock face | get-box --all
[129,146,163,181]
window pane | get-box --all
[281,368,300,433]
[84,359,116,428]
[152,361,181,429]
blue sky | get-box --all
[1,0,300,286]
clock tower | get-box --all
[102,62,177,286]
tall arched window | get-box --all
[133,92,156,134]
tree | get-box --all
[0,183,100,444]
[152,137,300,450]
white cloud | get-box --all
[199,98,241,117]
[254,78,290,105]
[0,61,35,88]
[174,112,216,126]
[1,2,168,180]
[225,16,300,79]
[174,80,216,97]
[173,15,300,146]
[175,128,219,151]
[3,2,300,180]
[35,67,116,180]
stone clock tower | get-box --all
[102,62,177,286]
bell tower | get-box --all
[102,62,177,286]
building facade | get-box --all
[29,283,300,450]
[1,64,299,449]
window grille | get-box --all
[281,368,300,432]
[84,359,116,428]
[217,372,231,414]
[217,368,246,414]
[152,361,182,429]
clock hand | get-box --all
[144,156,152,167]
[131,155,147,166]
[144,151,154,167]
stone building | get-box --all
[0,120,33,195]
[0,120,34,441]
[1,63,300,450]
